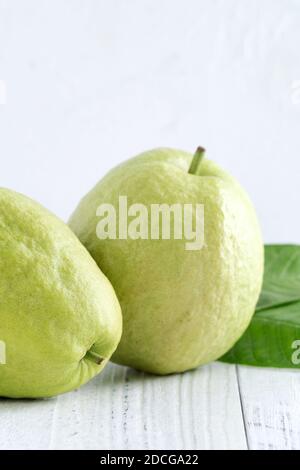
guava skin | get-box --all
[69,148,264,374]
[0,188,122,398]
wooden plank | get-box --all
[48,362,247,450]
[0,397,56,450]
[237,366,300,450]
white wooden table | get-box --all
[1,362,299,450]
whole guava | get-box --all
[69,148,264,374]
[0,188,122,398]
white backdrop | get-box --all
[0,0,299,243]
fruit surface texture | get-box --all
[0,188,122,398]
[69,148,264,374]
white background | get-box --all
[0,0,300,450]
[0,0,300,241]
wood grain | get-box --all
[49,362,247,450]
[0,362,247,450]
[2,362,299,450]
[237,366,300,450]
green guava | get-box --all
[0,188,122,398]
[69,147,264,374]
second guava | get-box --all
[69,147,264,374]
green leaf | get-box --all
[256,245,300,311]
[220,245,300,368]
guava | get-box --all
[69,147,264,374]
[0,188,122,398]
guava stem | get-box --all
[85,350,105,365]
[188,146,206,175]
